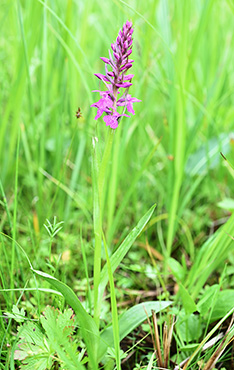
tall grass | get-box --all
[1,0,234,368]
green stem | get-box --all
[98,128,115,207]
[107,124,121,241]
[49,237,52,262]
[93,128,114,328]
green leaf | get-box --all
[16,356,51,370]
[41,306,75,342]
[217,198,234,210]
[176,312,202,342]
[32,269,99,369]
[15,308,85,370]
[182,307,234,369]
[147,351,156,370]
[4,304,26,323]
[210,290,234,321]
[178,283,198,314]
[14,321,53,370]
[179,343,199,351]
[41,306,84,370]
[197,284,220,317]
[98,300,172,361]
[168,258,185,282]
[99,204,156,298]
[17,322,45,348]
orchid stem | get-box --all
[93,128,114,329]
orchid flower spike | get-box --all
[91,20,141,129]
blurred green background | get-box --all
[1,0,234,282]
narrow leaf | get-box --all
[98,300,172,360]
[99,204,156,298]
[168,257,185,282]
[179,283,197,314]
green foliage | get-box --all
[15,321,53,369]
[32,269,99,369]
[168,258,186,282]
[14,306,85,370]
[99,204,157,298]
[218,198,234,211]
[198,284,220,317]
[210,290,234,321]
[4,305,26,323]
[99,301,172,361]
[176,312,202,343]
[178,283,198,315]
[186,212,234,299]
[43,217,64,238]
[199,287,234,322]
[1,0,234,368]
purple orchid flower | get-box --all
[91,20,140,129]
[103,111,130,130]
[117,94,141,115]
[90,91,113,119]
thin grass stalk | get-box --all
[152,310,163,367]
[183,307,234,370]
[205,336,234,370]
[10,132,20,298]
[0,180,13,232]
[165,315,175,368]
[163,321,168,367]
[166,1,189,258]
[37,0,93,74]
[167,316,175,354]
[20,124,36,195]
[16,0,35,142]
[203,316,234,370]
[48,25,92,101]
[64,135,86,220]
[38,0,47,212]
[147,351,157,370]
[144,306,157,353]
[186,0,215,84]
[80,228,92,315]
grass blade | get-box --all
[99,204,156,299]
